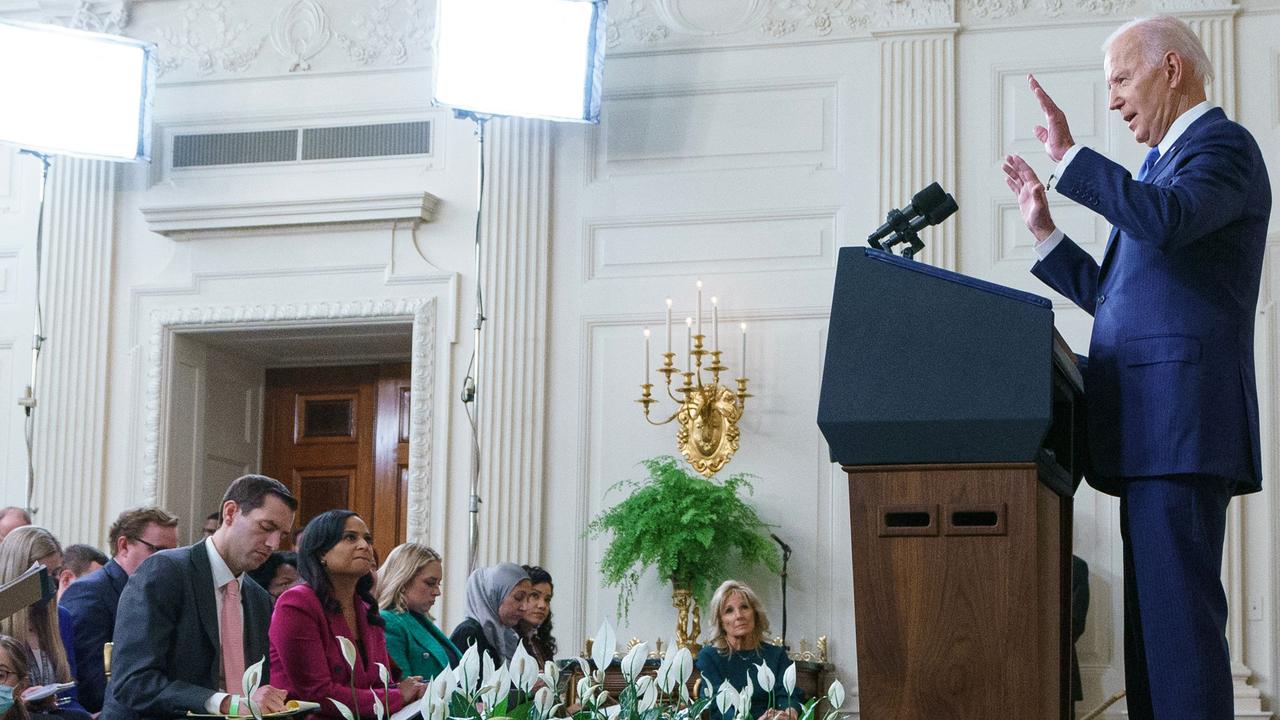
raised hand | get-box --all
[1002,154,1057,242]
[1029,75,1075,162]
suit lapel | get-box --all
[189,543,221,651]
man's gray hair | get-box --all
[1104,15,1214,85]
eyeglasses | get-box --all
[131,537,166,553]
[0,666,20,683]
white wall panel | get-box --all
[586,209,837,281]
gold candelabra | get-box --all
[638,282,751,477]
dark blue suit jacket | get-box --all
[61,558,128,713]
[1033,107,1270,496]
[100,543,273,720]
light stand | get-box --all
[15,150,52,516]
[458,111,492,575]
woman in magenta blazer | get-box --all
[269,510,426,719]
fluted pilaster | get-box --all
[1183,9,1239,115]
[875,28,958,270]
[476,117,551,566]
[31,157,115,546]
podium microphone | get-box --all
[883,192,959,259]
[867,182,948,248]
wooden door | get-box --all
[263,363,410,562]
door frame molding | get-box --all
[142,297,437,542]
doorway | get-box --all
[263,363,410,561]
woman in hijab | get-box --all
[448,564,531,665]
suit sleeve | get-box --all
[1031,235,1100,316]
[269,593,402,717]
[110,553,217,716]
[54,606,90,714]
[61,581,109,713]
[1057,130,1256,253]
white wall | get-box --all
[0,0,1276,717]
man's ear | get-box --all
[1163,50,1184,88]
[58,568,75,590]
[221,499,238,526]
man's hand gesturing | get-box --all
[1030,74,1075,162]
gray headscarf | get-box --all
[464,563,530,660]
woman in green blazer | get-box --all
[377,543,460,680]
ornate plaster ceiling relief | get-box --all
[335,0,433,66]
[154,0,265,77]
[270,0,331,72]
[869,0,954,29]
[652,0,766,35]
[762,0,869,38]
[1151,0,1234,10]
[36,0,132,32]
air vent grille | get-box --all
[172,120,431,169]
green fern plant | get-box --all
[586,455,780,617]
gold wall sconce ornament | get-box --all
[638,281,751,478]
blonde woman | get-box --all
[0,527,88,719]
[695,580,802,720]
[377,544,459,680]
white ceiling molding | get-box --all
[139,191,440,239]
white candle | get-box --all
[643,328,651,383]
[686,317,693,367]
[665,298,673,355]
[696,280,703,337]
[740,323,747,377]
[711,297,719,352]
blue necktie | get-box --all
[1137,146,1160,181]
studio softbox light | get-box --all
[0,19,156,162]
[433,0,607,123]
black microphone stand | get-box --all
[772,534,792,648]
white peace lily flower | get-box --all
[329,698,356,720]
[482,653,497,689]
[510,643,538,693]
[594,668,607,686]
[755,661,775,692]
[826,679,845,709]
[655,643,678,693]
[594,688,611,707]
[621,642,648,682]
[782,663,796,697]
[377,662,390,688]
[576,676,593,702]
[675,647,694,684]
[602,705,621,720]
[372,690,385,720]
[591,620,617,672]
[480,665,511,708]
[638,678,658,713]
[634,675,654,697]
[533,686,554,718]
[459,644,482,693]
[576,657,592,680]
[538,660,560,689]
[336,636,358,671]
[736,678,754,719]
[715,682,736,715]
[241,656,264,700]
[429,700,447,720]
[432,665,457,701]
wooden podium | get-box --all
[818,248,1084,719]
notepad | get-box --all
[187,699,322,718]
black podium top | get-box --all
[818,247,1064,468]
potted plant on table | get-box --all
[587,455,780,651]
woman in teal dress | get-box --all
[377,543,460,680]
[696,580,803,720]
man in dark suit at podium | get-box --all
[1001,15,1270,720]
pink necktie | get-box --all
[221,579,246,694]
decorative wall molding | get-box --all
[876,29,956,269]
[334,0,432,66]
[36,0,131,32]
[270,0,331,72]
[475,117,552,565]
[30,157,115,546]
[139,192,440,238]
[139,297,438,542]
[1182,10,1239,114]
[154,0,266,77]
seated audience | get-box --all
[450,564,531,666]
[0,508,30,541]
[269,511,424,719]
[0,633,52,720]
[202,512,220,538]
[55,545,107,602]
[0,527,89,719]
[103,475,296,720]
[377,543,459,680]
[519,565,557,666]
[61,506,179,714]
[248,552,301,600]
[696,580,802,720]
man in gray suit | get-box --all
[102,475,299,720]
